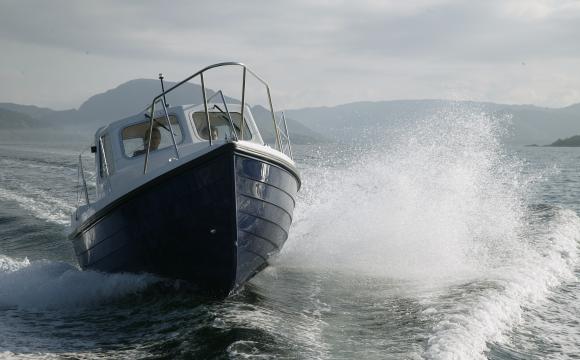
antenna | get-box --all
[159,73,169,108]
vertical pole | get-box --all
[162,104,180,159]
[159,73,169,108]
[144,102,156,174]
[266,87,281,151]
[282,112,293,158]
[79,154,90,205]
[159,73,179,158]
[240,67,247,140]
[99,137,110,177]
[99,137,113,193]
[200,72,212,146]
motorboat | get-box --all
[69,62,300,295]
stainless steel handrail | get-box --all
[75,146,97,213]
[240,67,247,140]
[144,98,181,173]
[143,101,156,173]
[200,72,212,147]
[281,112,293,159]
[162,100,180,159]
[99,136,114,194]
[99,137,110,177]
[143,62,289,174]
[78,154,90,205]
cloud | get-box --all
[0,0,579,109]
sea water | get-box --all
[0,103,579,359]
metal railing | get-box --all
[77,154,90,206]
[73,63,295,214]
[277,112,293,159]
[143,62,293,174]
[75,149,96,220]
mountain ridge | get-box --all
[285,99,580,145]
[0,79,323,144]
[2,81,580,145]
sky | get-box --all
[1,0,580,110]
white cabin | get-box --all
[91,103,265,203]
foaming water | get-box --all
[279,103,580,359]
[0,255,159,309]
[0,255,30,273]
[284,104,527,279]
[423,208,580,359]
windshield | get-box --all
[191,111,252,141]
[121,116,183,158]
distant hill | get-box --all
[24,79,222,128]
[0,79,323,144]
[4,79,580,146]
[497,105,580,145]
[285,100,505,138]
[548,135,580,147]
[250,105,325,144]
[0,107,46,129]
[75,79,230,125]
[285,100,580,145]
[0,103,57,120]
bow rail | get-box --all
[143,62,293,174]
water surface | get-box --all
[1,106,579,359]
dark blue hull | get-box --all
[69,143,299,295]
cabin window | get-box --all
[191,111,252,141]
[121,116,183,158]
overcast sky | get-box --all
[1,0,580,110]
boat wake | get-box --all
[0,255,158,309]
[423,207,580,359]
[0,155,80,226]
[0,186,74,226]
